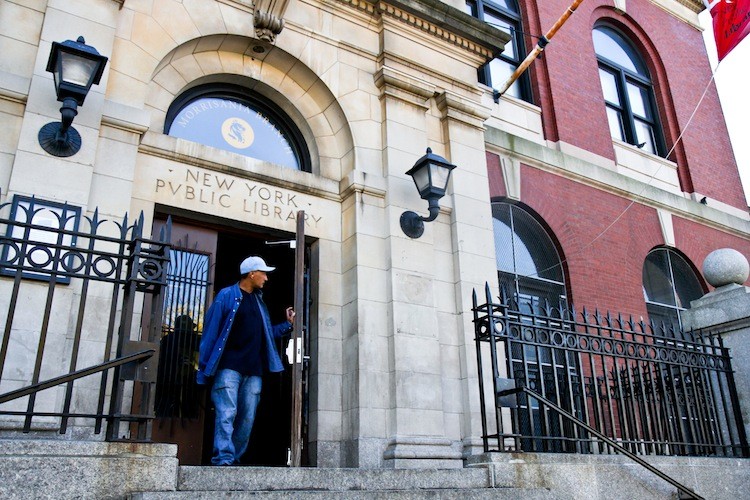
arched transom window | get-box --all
[642,248,704,331]
[492,202,567,312]
[166,85,310,172]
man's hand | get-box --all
[286,307,295,324]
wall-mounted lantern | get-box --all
[38,36,108,157]
[400,148,457,239]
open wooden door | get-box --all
[150,219,217,465]
[289,211,306,466]
[148,216,310,466]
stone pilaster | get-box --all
[681,248,750,443]
[374,66,465,468]
[434,91,498,459]
[7,5,118,208]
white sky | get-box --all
[699,10,750,207]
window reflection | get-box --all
[155,249,209,418]
[492,202,566,313]
[642,248,703,331]
[466,0,529,101]
[168,96,301,170]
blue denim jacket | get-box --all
[197,283,291,384]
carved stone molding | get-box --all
[374,66,436,108]
[336,0,508,61]
[435,91,491,130]
[674,0,704,13]
[253,0,290,43]
[254,11,285,42]
[378,3,494,59]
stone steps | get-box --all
[127,466,554,499]
[130,488,554,499]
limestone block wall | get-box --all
[0,0,511,468]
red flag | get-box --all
[709,0,750,60]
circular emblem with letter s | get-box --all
[221,118,254,149]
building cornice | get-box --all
[336,0,510,60]
[647,0,705,27]
[673,0,704,13]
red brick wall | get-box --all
[486,153,750,318]
[518,163,661,318]
[520,0,746,209]
[486,152,506,198]
[673,217,750,289]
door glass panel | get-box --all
[155,249,209,418]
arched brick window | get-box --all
[593,25,666,157]
[492,201,567,312]
[642,248,704,331]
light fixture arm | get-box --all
[57,97,79,139]
[38,97,82,157]
[400,197,441,239]
[422,197,441,223]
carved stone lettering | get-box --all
[153,167,322,227]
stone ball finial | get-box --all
[703,248,749,287]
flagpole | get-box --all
[495,0,586,97]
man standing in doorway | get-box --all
[197,256,294,466]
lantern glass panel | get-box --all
[411,164,431,195]
[431,163,451,192]
[60,52,98,88]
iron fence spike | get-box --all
[121,212,129,232]
[593,308,602,325]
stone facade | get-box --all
[0,0,748,471]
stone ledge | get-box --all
[0,438,177,457]
[466,452,750,499]
[0,439,178,500]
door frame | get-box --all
[149,208,314,465]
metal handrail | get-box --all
[0,349,155,404]
[503,384,705,500]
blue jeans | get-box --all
[210,369,262,465]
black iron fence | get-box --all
[473,283,749,458]
[0,195,170,441]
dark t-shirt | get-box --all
[218,289,265,376]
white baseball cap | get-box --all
[240,256,276,274]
